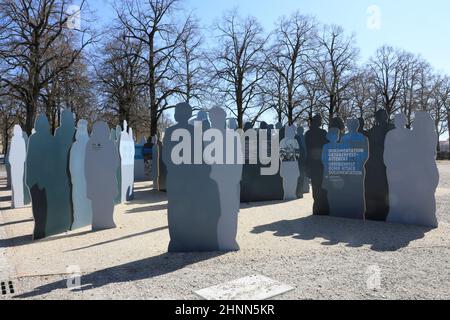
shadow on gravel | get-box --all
[66,226,168,252]
[125,204,168,214]
[252,215,432,252]
[15,252,224,298]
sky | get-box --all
[87,0,450,74]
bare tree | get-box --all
[115,0,186,137]
[309,25,359,125]
[368,45,405,117]
[266,12,316,125]
[208,10,269,127]
[0,0,95,134]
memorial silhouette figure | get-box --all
[114,125,122,204]
[323,119,369,220]
[365,109,392,221]
[280,125,300,200]
[70,120,92,230]
[10,125,27,208]
[22,131,31,206]
[45,110,75,236]
[85,122,120,230]
[26,115,54,240]
[208,107,242,251]
[193,110,211,130]
[152,133,167,192]
[295,126,308,198]
[119,121,135,201]
[163,102,221,252]
[305,115,329,215]
[5,146,12,188]
[386,112,439,228]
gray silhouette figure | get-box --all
[22,131,31,206]
[208,107,242,251]
[386,112,439,228]
[26,114,53,240]
[46,110,75,235]
[119,121,135,201]
[5,146,11,188]
[163,102,221,252]
[9,125,27,208]
[69,120,92,230]
[152,133,167,191]
[192,110,211,130]
[280,125,300,200]
[295,126,308,198]
[365,109,392,221]
[85,122,120,230]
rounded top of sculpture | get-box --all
[91,122,110,143]
[347,118,360,133]
[244,122,253,131]
[34,114,50,133]
[76,119,89,140]
[311,115,322,128]
[209,107,227,129]
[123,120,128,132]
[394,113,407,129]
[260,121,269,130]
[375,109,388,125]
[326,128,340,143]
[175,102,193,124]
[13,125,22,136]
[61,110,75,127]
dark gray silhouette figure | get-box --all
[295,126,308,198]
[365,109,392,221]
[208,107,242,251]
[5,145,11,188]
[45,109,75,236]
[163,102,221,252]
[26,115,53,240]
[114,125,122,204]
[305,115,329,215]
[22,131,31,206]
[386,112,439,228]
[152,133,167,192]
[10,125,27,208]
[85,122,120,230]
[322,120,369,220]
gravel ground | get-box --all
[0,162,450,300]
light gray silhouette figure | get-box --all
[386,112,439,228]
[26,114,53,240]
[85,122,120,230]
[10,125,27,208]
[163,102,221,252]
[70,120,92,230]
[119,121,135,201]
[45,110,75,236]
[208,107,243,251]
[280,125,300,200]
[114,125,122,204]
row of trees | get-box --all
[1,0,450,155]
